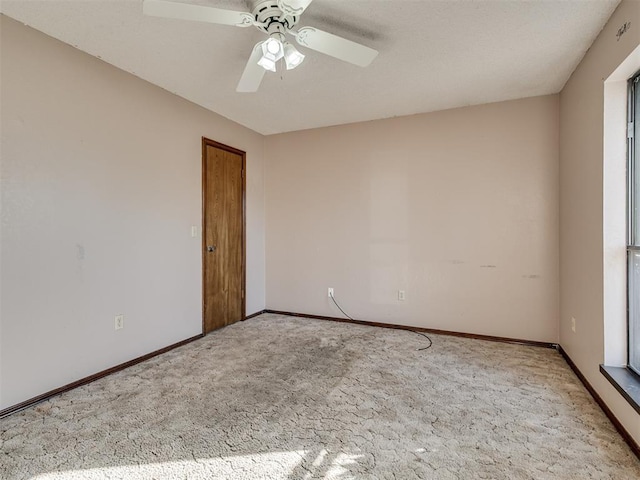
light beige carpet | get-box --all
[1,313,639,479]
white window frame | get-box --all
[628,70,640,375]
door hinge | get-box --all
[241,169,245,179]
[242,290,245,299]
[629,122,635,139]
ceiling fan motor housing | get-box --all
[251,0,299,33]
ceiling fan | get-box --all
[143,0,379,92]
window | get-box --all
[628,70,640,374]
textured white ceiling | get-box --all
[0,0,620,135]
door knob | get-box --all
[207,245,217,252]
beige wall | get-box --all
[265,95,560,343]
[0,16,265,409]
[559,0,640,444]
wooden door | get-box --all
[202,138,245,334]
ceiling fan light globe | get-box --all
[284,43,305,70]
[257,56,277,72]
[261,38,284,63]
[266,38,281,55]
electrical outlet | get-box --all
[328,287,334,298]
[398,290,406,301]
[571,317,576,333]
[115,314,124,331]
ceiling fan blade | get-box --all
[237,43,267,93]
[294,26,378,67]
[278,0,314,16]
[143,0,253,27]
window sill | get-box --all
[600,365,640,415]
